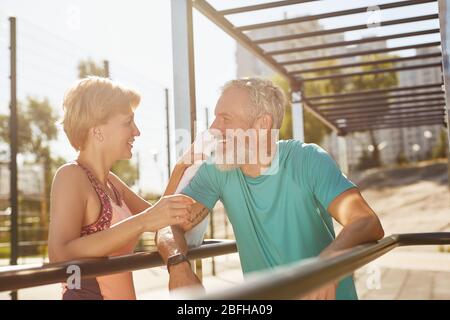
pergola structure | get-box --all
[170,0,450,174]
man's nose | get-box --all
[210,119,225,136]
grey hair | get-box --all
[221,78,286,129]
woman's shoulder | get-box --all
[53,162,90,189]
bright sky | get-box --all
[0,0,440,193]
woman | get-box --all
[48,76,194,300]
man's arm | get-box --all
[301,187,384,299]
[156,162,211,290]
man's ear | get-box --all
[258,114,273,130]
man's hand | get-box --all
[168,261,205,292]
[299,282,338,300]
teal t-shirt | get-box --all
[182,139,358,300]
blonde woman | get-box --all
[48,76,194,300]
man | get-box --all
[157,78,384,300]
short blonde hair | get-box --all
[62,76,140,151]
[222,78,286,129]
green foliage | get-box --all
[432,128,449,159]
[396,152,409,165]
[272,75,292,140]
[78,58,108,78]
[272,75,331,144]
[111,160,138,187]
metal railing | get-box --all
[0,233,449,299]
[0,239,236,292]
[192,232,450,299]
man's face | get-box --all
[209,87,256,170]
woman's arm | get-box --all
[48,165,192,263]
[108,172,152,215]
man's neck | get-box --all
[240,140,277,178]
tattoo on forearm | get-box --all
[191,206,210,226]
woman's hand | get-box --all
[142,194,194,232]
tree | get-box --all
[432,128,449,159]
[0,97,59,228]
[78,58,108,78]
[272,74,332,144]
[351,54,399,168]
[111,160,138,187]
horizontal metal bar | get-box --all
[325,102,446,119]
[301,63,442,82]
[278,42,441,65]
[193,0,297,86]
[339,111,445,125]
[0,239,237,292]
[346,119,446,132]
[218,0,319,15]
[305,83,444,100]
[256,14,439,44]
[237,0,436,31]
[269,29,440,56]
[328,106,445,120]
[318,97,446,113]
[194,232,450,299]
[340,115,446,129]
[290,53,442,75]
[312,90,444,107]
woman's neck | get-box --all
[77,149,113,186]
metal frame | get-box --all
[193,0,446,136]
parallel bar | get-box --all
[255,14,439,44]
[269,29,440,56]
[325,102,445,118]
[193,0,297,86]
[218,0,319,15]
[196,233,450,299]
[278,42,441,65]
[339,113,444,129]
[347,119,446,132]
[237,0,436,31]
[328,105,445,120]
[290,53,442,75]
[312,90,444,107]
[305,83,443,100]
[318,97,446,113]
[339,111,445,125]
[300,92,341,132]
[301,63,442,82]
[0,240,237,292]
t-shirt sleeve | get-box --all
[305,144,357,210]
[181,162,221,210]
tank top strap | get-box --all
[72,160,113,236]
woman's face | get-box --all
[100,110,141,160]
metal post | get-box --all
[103,60,110,79]
[171,0,200,277]
[9,16,18,301]
[438,0,450,188]
[291,91,305,142]
[337,134,349,176]
[171,0,197,159]
[165,88,171,178]
[205,107,216,276]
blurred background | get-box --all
[0,0,449,299]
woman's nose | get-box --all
[133,124,141,137]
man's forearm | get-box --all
[156,225,187,263]
[321,216,384,257]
